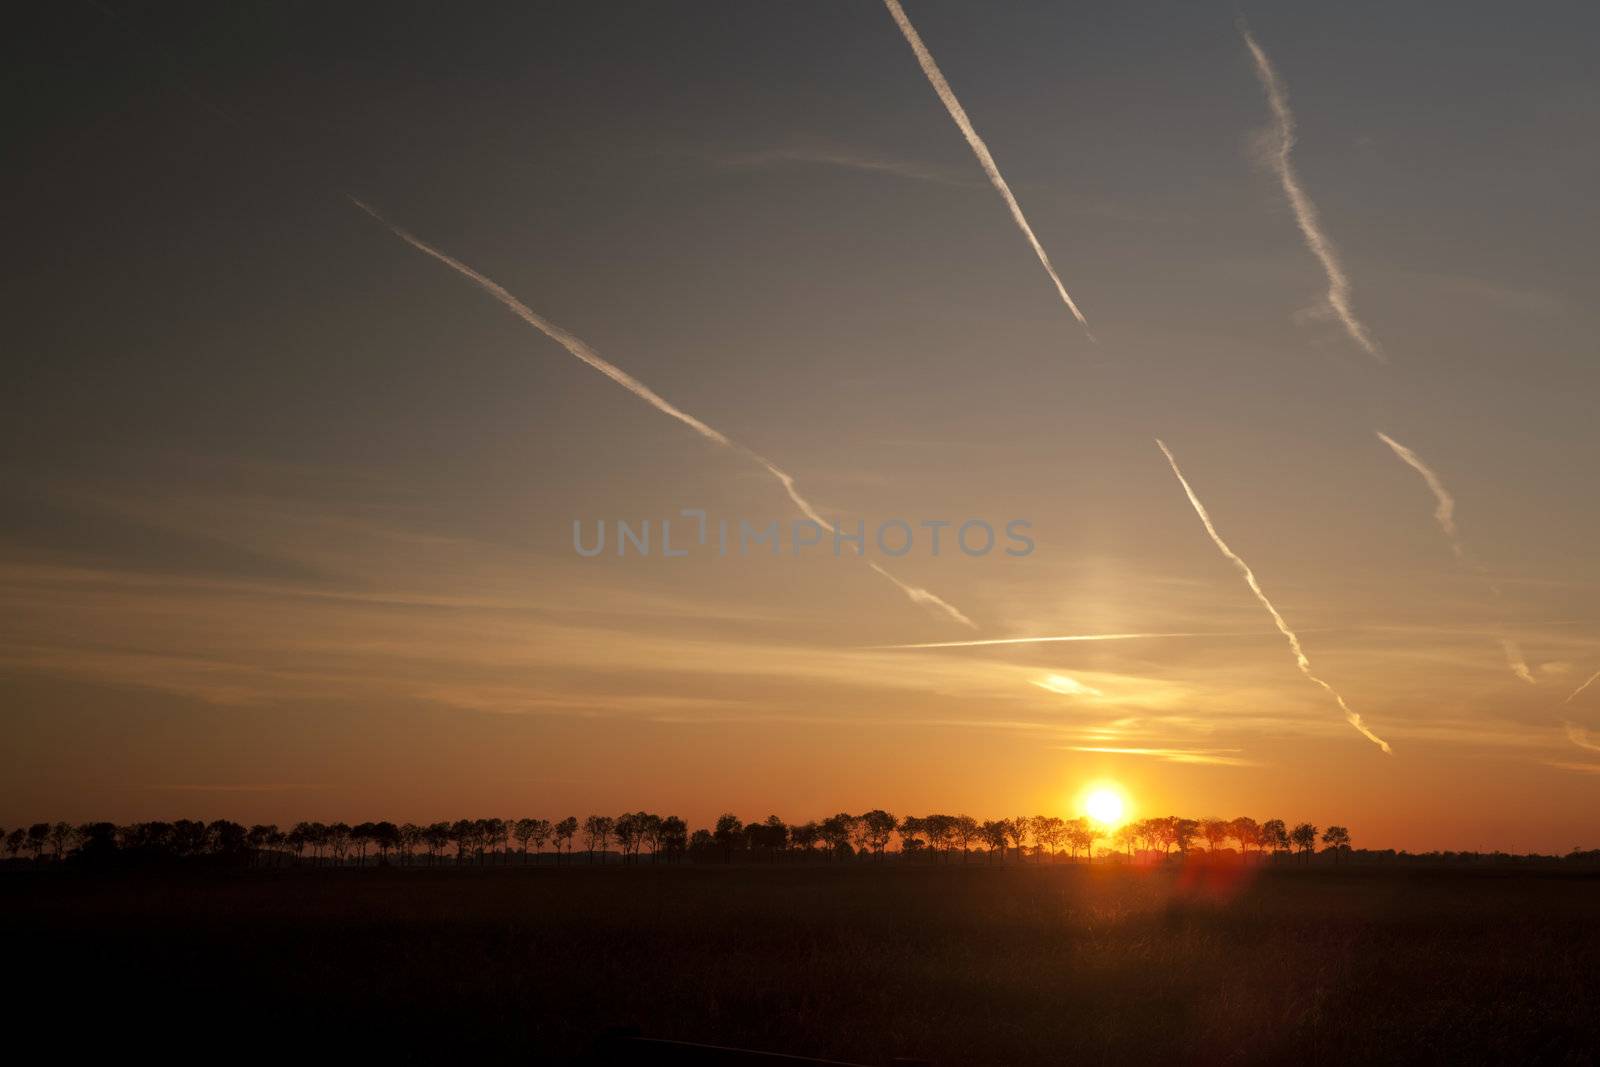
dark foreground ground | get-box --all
[8,862,1599,1064]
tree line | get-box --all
[1,812,1359,867]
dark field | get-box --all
[9,863,1600,1063]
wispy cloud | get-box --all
[1033,674,1104,698]
[1239,19,1382,361]
[350,198,973,629]
[1548,760,1600,776]
[1061,745,1257,767]
[868,629,1276,651]
[1564,720,1600,753]
[720,142,973,187]
[883,0,1093,337]
[1155,438,1392,754]
[144,783,327,792]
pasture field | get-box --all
[8,862,1599,1063]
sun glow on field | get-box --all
[1079,784,1130,828]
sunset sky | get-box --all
[6,2,1599,851]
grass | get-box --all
[8,861,1598,1063]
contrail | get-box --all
[883,0,1093,338]
[1375,432,1460,556]
[1375,431,1536,684]
[351,198,975,628]
[1155,438,1392,753]
[1562,668,1600,707]
[1239,20,1383,362]
[869,630,1275,650]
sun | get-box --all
[1080,784,1129,828]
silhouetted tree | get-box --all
[819,813,856,859]
[513,818,538,861]
[1291,822,1319,862]
[1261,818,1290,857]
[171,819,210,858]
[449,819,474,865]
[554,817,578,863]
[398,823,423,865]
[6,828,27,859]
[1065,817,1097,862]
[75,822,118,863]
[423,822,451,863]
[860,810,896,858]
[528,818,553,857]
[327,822,352,865]
[1322,825,1351,861]
[1201,818,1229,853]
[351,823,376,864]
[1006,817,1030,862]
[950,815,980,860]
[583,815,614,863]
[923,814,954,858]
[615,813,644,862]
[790,821,820,855]
[372,821,399,863]
[208,820,247,859]
[659,816,687,861]
[979,819,1008,861]
[712,813,743,863]
[28,822,50,860]
[1230,816,1262,857]
[47,822,75,861]
[1032,816,1066,861]
[482,818,508,865]
[246,824,277,866]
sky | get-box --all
[5,1,1599,852]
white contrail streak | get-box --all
[1562,668,1600,708]
[1375,432,1459,555]
[869,630,1274,650]
[883,0,1093,338]
[1239,20,1383,362]
[1375,431,1536,684]
[351,198,975,628]
[1155,438,1392,754]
